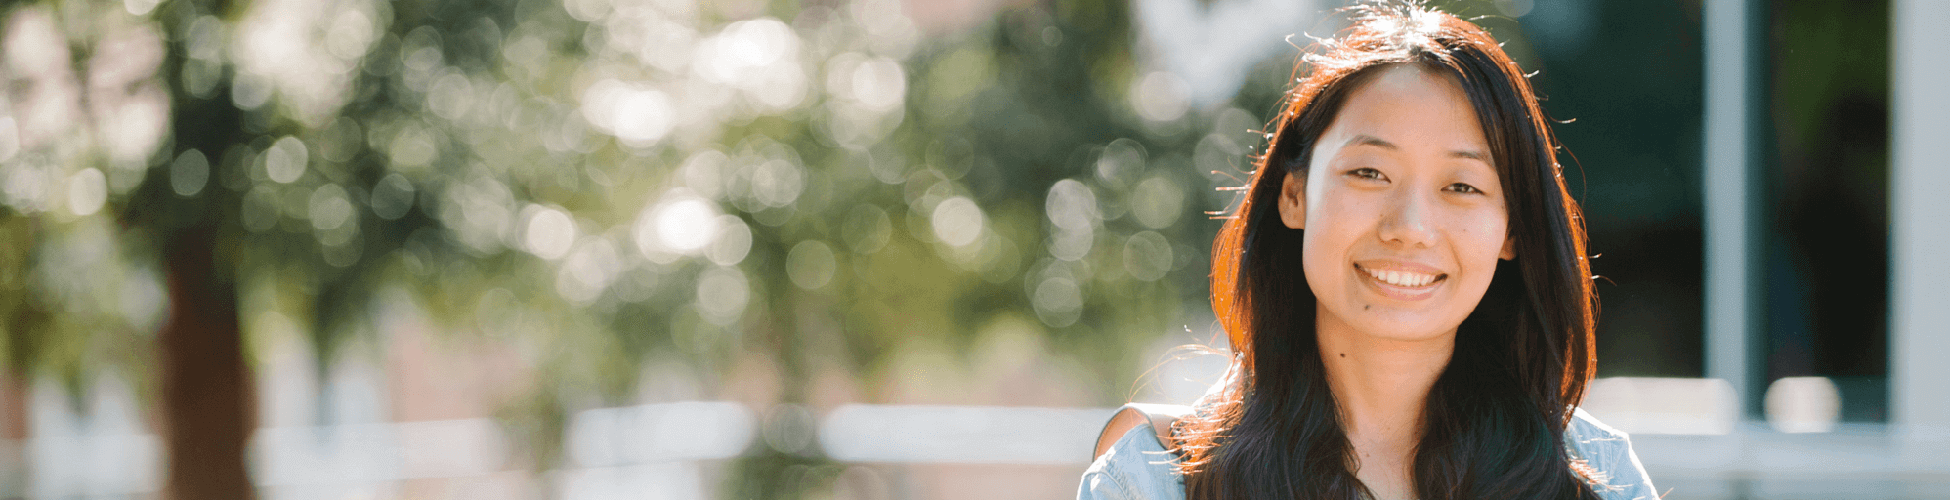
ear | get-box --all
[1499,234,1516,261]
[1277,172,1306,230]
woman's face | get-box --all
[1277,64,1515,343]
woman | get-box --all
[1078,3,1657,500]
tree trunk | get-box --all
[158,227,254,500]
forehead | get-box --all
[1320,64,1488,157]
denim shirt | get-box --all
[1076,407,1659,500]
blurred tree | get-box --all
[0,0,543,496]
[138,0,536,496]
[0,2,173,495]
[0,0,1230,498]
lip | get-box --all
[1353,260,1448,301]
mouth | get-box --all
[1354,263,1447,289]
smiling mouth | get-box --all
[1354,263,1447,288]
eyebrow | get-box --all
[1345,134,1490,163]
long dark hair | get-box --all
[1174,4,1602,499]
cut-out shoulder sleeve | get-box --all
[1094,407,1151,459]
[1077,421,1186,500]
[1567,408,1661,500]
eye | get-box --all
[1446,182,1484,195]
[1345,167,1386,181]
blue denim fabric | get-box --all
[1076,407,1659,500]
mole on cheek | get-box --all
[1364,304,1371,311]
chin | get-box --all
[1330,304,1471,343]
[1361,319,1463,342]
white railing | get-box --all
[819,404,1114,464]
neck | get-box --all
[1315,305,1457,500]
[1316,321,1454,443]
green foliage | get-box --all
[1,0,1249,493]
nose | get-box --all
[1378,189,1438,249]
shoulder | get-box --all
[1076,420,1186,500]
[1566,407,1663,500]
[1567,406,1632,449]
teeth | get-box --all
[1364,266,1438,287]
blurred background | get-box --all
[0,0,1945,498]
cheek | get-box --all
[1450,210,1510,272]
[1298,193,1369,273]
[1298,222,1336,288]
